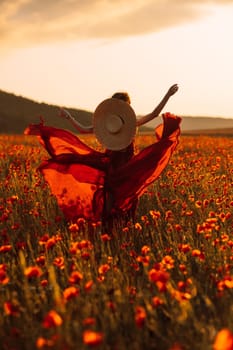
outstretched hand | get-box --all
[59,108,71,120]
[167,84,179,97]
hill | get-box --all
[182,127,233,136]
[180,116,233,132]
[1,89,233,134]
[0,89,92,134]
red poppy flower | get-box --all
[161,255,175,269]
[148,268,170,292]
[141,245,150,256]
[4,301,20,317]
[152,296,164,308]
[191,249,205,261]
[0,244,12,253]
[42,310,63,328]
[40,279,48,287]
[84,280,94,292]
[135,306,146,328]
[36,255,46,266]
[134,223,142,231]
[98,264,110,275]
[68,271,83,284]
[45,237,57,250]
[53,257,65,270]
[83,330,103,347]
[68,223,79,232]
[24,266,42,278]
[63,286,79,301]
[213,328,233,350]
[0,264,9,284]
[36,337,54,348]
[178,244,191,253]
[100,234,111,242]
[83,318,96,326]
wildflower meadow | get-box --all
[0,133,233,350]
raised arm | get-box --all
[59,108,94,134]
[136,84,179,127]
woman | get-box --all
[24,84,181,232]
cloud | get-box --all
[0,0,232,48]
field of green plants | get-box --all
[0,133,233,350]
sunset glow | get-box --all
[1,1,233,121]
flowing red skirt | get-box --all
[24,113,181,222]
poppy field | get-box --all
[0,133,233,350]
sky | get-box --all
[1,0,233,120]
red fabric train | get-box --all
[24,113,181,224]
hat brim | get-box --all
[93,98,137,151]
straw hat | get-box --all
[93,98,137,150]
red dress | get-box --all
[24,113,181,223]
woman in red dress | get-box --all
[24,84,181,232]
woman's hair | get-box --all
[111,92,131,104]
